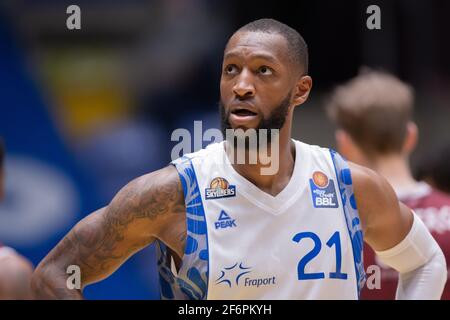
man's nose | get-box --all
[233,69,255,99]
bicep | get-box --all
[364,201,413,252]
[37,165,183,288]
[351,163,413,252]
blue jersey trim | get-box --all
[329,149,366,298]
[156,156,210,300]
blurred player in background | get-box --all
[326,70,450,299]
[0,138,34,299]
[32,19,446,300]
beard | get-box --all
[219,91,292,148]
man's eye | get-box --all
[258,66,273,75]
[225,65,238,74]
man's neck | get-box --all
[372,154,420,193]
[226,135,296,197]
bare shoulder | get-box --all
[348,162,399,232]
[349,162,398,220]
[348,162,397,205]
[101,165,184,224]
[348,162,413,250]
[70,165,186,250]
[113,164,185,223]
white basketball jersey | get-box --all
[156,139,365,300]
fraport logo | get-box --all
[216,262,276,288]
[215,210,237,230]
[205,177,236,200]
[309,171,339,208]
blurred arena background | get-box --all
[0,0,449,299]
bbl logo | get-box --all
[309,171,338,208]
[205,177,236,200]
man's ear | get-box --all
[292,75,312,107]
[402,122,418,155]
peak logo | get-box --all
[205,177,236,200]
[215,210,237,229]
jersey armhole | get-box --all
[329,149,366,298]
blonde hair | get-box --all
[326,69,414,156]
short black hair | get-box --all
[0,137,4,168]
[235,18,309,74]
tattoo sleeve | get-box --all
[31,165,184,299]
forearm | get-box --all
[396,249,447,300]
[32,264,84,300]
[375,212,447,300]
[30,213,119,299]
[31,266,83,300]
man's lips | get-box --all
[231,108,257,116]
[229,103,258,116]
[229,107,259,126]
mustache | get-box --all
[219,93,291,130]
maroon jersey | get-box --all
[361,182,450,299]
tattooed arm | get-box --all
[31,165,185,299]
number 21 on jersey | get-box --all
[292,231,348,280]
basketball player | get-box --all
[31,19,446,300]
[0,138,34,299]
[326,70,450,299]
